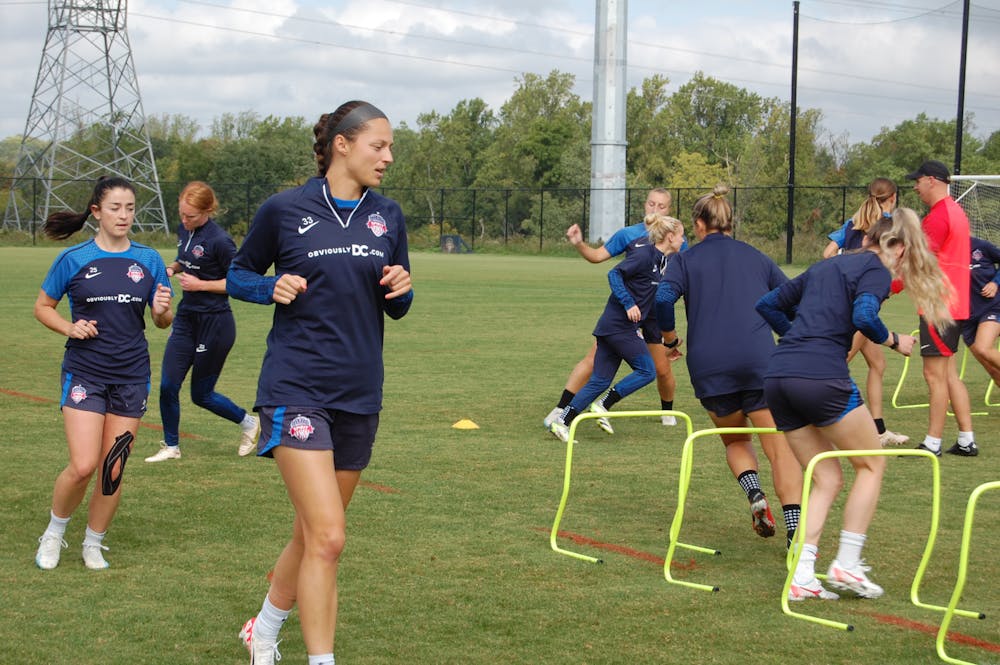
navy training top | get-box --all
[655,232,787,399]
[227,177,413,414]
[970,236,1000,321]
[174,219,237,314]
[763,251,891,380]
[594,238,667,337]
[41,239,171,383]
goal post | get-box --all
[950,175,1000,245]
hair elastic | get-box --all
[329,102,387,141]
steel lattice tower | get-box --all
[4,0,167,233]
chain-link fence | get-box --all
[1,176,929,264]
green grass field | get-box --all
[1,247,997,665]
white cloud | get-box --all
[1,0,998,153]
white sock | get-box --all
[254,595,290,643]
[241,413,257,429]
[83,526,106,548]
[793,543,818,585]
[308,654,335,665]
[957,431,975,446]
[835,530,866,568]
[45,511,70,538]
[922,435,942,453]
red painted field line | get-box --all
[359,480,400,494]
[862,611,1000,654]
[534,527,699,570]
[2,387,199,439]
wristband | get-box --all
[889,332,899,350]
[663,337,680,349]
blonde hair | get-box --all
[644,213,683,245]
[692,184,733,234]
[851,177,896,232]
[867,207,953,330]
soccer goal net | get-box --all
[951,175,1000,244]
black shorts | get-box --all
[257,406,379,471]
[699,389,768,418]
[764,376,863,432]
[60,370,149,418]
[919,316,962,357]
[640,318,662,345]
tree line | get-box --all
[3,70,999,257]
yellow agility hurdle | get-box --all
[782,448,983,632]
[935,481,997,665]
[549,410,693,564]
[662,426,779,593]
[891,330,992,412]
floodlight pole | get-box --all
[785,1,799,265]
[954,0,970,176]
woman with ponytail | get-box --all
[228,101,413,665]
[33,176,172,571]
[824,178,909,447]
[757,207,951,602]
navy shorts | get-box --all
[640,317,662,345]
[60,370,149,418]
[919,316,962,357]
[257,406,379,471]
[961,307,1000,347]
[764,376,863,432]
[699,389,768,418]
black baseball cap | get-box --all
[905,160,951,183]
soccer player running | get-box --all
[33,176,173,570]
[757,208,950,600]
[145,181,259,463]
[656,184,803,546]
[227,101,413,665]
[906,160,977,457]
[962,235,1000,431]
[549,214,685,442]
[822,178,909,447]
[544,188,681,432]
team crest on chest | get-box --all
[192,245,205,259]
[289,415,315,441]
[70,384,87,404]
[366,213,388,238]
[126,263,145,283]
[972,248,984,262]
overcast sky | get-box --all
[1,0,999,152]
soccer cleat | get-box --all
[251,635,282,664]
[878,430,909,447]
[748,491,776,538]
[145,443,181,462]
[238,415,261,457]
[788,577,840,601]
[826,559,884,598]
[35,533,68,570]
[589,401,614,435]
[661,415,677,426]
[913,442,941,458]
[542,407,562,429]
[549,421,570,443]
[238,617,255,653]
[945,441,979,457]
[82,542,110,570]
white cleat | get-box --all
[145,443,181,462]
[238,415,261,456]
[542,407,562,429]
[788,577,840,601]
[82,542,110,570]
[35,533,68,570]
[589,401,614,434]
[661,415,677,426]
[826,559,884,598]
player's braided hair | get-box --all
[312,101,387,176]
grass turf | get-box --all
[0,247,997,664]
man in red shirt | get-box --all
[906,159,978,457]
